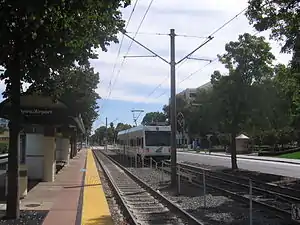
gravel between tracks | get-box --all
[93,153,129,225]
[0,210,48,225]
[127,167,288,225]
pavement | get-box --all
[177,150,300,178]
[177,149,300,165]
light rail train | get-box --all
[117,125,171,160]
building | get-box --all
[175,81,212,147]
[176,81,212,104]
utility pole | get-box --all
[170,29,177,187]
[122,29,213,189]
[105,117,108,151]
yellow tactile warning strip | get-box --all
[81,149,113,225]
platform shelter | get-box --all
[0,94,85,197]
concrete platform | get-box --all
[0,148,113,225]
[18,149,87,213]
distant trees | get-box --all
[141,112,167,125]
[165,33,280,170]
[91,122,132,145]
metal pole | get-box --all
[170,28,177,188]
[150,157,152,168]
[203,170,206,208]
[182,118,185,151]
[135,154,137,168]
[105,117,108,151]
[178,165,181,194]
[249,179,253,225]
[161,161,164,183]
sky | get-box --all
[0,0,293,133]
[89,0,292,132]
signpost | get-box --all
[177,112,185,149]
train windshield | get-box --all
[145,131,171,146]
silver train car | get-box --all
[117,125,171,160]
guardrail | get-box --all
[0,154,8,170]
[0,154,8,159]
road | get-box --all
[178,152,300,178]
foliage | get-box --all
[246,0,300,54]
[170,33,275,169]
[212,33,275,169]
[163,95,190,132]
[184,89,217,138]
[141,112,167,125]
[0,0,130,95]
[28,64,100,133]
[0,0,131,218]
[90,122,132,145]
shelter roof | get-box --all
[0,94,85,134]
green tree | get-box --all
[212,33,275,169]
[115,123,132,131]
[28,64,100,134]
[246,0,300,54]
[246,78,292,149]
[92,126,106,144]
[0,0,130,218]
[184,89,216,139]
[273,64,300,144]
[246,0,300,84]
[141,112,167,125]
[114,123,132,142]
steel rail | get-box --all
[162,161,299,224]
[93,150,205,225]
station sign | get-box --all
[21,109,53,115]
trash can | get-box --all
[6,164,28,199]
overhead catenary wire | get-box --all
[100,0,140,112]
[106,0,140,97]
[176,6,248,68]
[126,31,209,39]
[154,30,262,99]
[108,0,155,99]
[154,61,215,99]
[143,7,249,100]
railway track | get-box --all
[93,150,204,225]
[180,161,300,198]
[162,161,300,223]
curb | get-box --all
[178,150,300,165]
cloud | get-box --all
[90,0,292,105]
[96,84,167,104]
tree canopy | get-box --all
[0,0,130,94]
[28,64,100,134]
[0,0,131,219]
[246,0,300,54]
[141,112,167,125]
[90,122,132,145]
